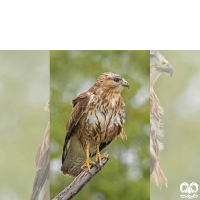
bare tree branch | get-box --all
[53,151,110,200]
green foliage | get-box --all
[50,50,150,200]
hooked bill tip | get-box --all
[170,69,173,77]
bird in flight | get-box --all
[150,50,173,188]
[61,72,129,177]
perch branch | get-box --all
[52,151,110,200]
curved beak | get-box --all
[122,81,130,89]
[161,62,173,77]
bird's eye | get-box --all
[114,78,120,82]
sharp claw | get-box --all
[95,153,108,166]
[81,158,96,173]
[89,172,92,176]
[95,161,98,167]
[90,165,94,170]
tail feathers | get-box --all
[61,155,86,177]
[61,137,87,177]
[151,162,168,189]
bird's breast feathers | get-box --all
[76,93,125,144]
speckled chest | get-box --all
[77,94,125,144]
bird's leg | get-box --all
[81,140,95,172]
[95,144,108,166]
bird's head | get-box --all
[94,72,130,94]
[150,50,173,88]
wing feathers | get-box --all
[62,92,90,164]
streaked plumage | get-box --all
[61,72,129,177]
[30,101,50,200]
[150,50,173,188]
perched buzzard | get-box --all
[30,101,50,200]
[61,72,129,177]
[150,50,173,188]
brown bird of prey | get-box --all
[150,50,173,188]
[61,72,129,177]
[30,101,50,200]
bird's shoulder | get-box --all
[66,91,93,132]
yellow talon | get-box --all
[81,158,95,172]
[95,144,108,166]
[81,144,95,172]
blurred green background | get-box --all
[50,50,150,200]
[0,51,49,200]
[151,51,200,199]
